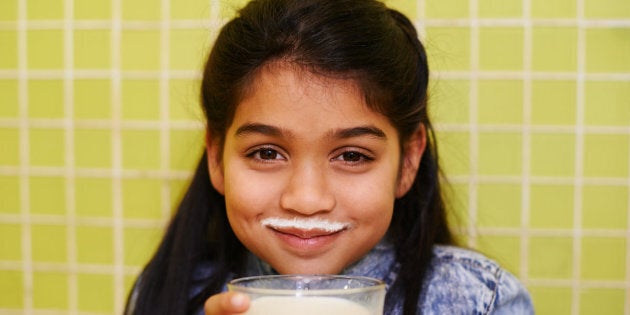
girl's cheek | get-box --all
[229,174,284,208]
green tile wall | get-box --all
[73,79,112,119]
[0,31,18,69]
[27,30,64,69]
[0,0,628,314]
[74,0,111,19]
[74,30,111,69]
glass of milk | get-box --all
[228,274,385,315]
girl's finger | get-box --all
[204,292,250,315]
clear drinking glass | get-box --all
[228,274,386,315]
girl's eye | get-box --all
[333,150,373,163]
[259,148,278,160]
[248,147,285,161]
[341,151,362,162]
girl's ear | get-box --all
[395,125,426,198]
[206,132,225,195]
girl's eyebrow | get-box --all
[331,126,387,140]
[235,123,387,141]
[235,123,290,138]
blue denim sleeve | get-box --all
[490,268,534,314]
[420,246,534,315]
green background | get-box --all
[0,0,629,314]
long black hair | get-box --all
[126,0,454,314]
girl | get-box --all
[125,0,533,314]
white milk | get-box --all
[245,296,374,315]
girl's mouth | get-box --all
[261,217,352,252]
[270,226,344,239]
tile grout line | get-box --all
[0,118,204,130]
[467,0,480,249]
[2,220,630,238]
[572,0,586,313]
[435,123,630,134]
[111,0,125,312]
[520,0,533,287]
[0,166,194,180]
[626,103,630,314]
[5,117,630,135]
[159,0,172,233]
[2,16,629,31]
[416,0,425,36]
[0,214,168,229]
[4,167,628,187]
[17,0,33,313]
[63,0,78,313]
[210,0,221,22]
[4,69,630,81]
[0,260,145,276]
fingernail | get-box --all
[231,293,247,307]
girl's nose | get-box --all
[279,163,336,215]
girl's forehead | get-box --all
[227,64,398,138]
[243,61,364,102]
[237,69,372,118]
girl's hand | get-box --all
[204,292,250,315]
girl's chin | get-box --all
[274,266,345,275]
[266,257,347,275]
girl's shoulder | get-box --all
[421,245,534,314]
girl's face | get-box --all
[207,63,424,274]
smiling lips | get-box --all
[261,217,351,241]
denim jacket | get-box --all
[187,241,534,314]
[126,242,534,314]
[412,245,533,314]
